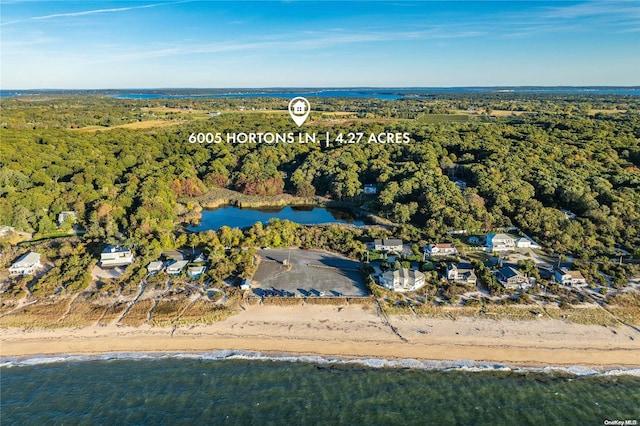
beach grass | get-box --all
[97,302,128,326]
[0,299,72,329]
[119,299,155,326]
[148,299,192,326]
[542,305,618,326]
[174,299,237,325]
[59,299,109,328]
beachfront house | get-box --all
[423,243,458,259]
[147,261,164,274]
[380,268,426,292]
[100,245,134,268]
[554,268,588,287]
[187,265,206,279]
[486,233,516,252]
[240,278,252,290]
[446,262,477,285]
[496,266,530,290]
[373,238,403,252]
[9,251,42,276]
[166,260,189,275]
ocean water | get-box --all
[2,353,639,425]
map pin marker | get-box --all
[288,97,311,127]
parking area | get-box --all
[252,248,367,297]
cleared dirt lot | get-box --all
[252,249,367,297]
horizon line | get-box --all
[2,85,640,92]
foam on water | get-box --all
[2,351,639,377]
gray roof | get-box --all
[497,266,522,280]
[375,238,403,246]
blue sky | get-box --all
[1,1,639,88]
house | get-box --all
[0,225,16,237]
[516,235,541,249]
[452,179,467,189]
[166,260,188,275]
[446,262,477,285]
[380,268,426,292]
[191,253,208,263]
[424,243,458,259]
[373,238,403,252]
[100,245,134,268]
[9,252,42,276]
[147,261,164,274]
[468,236,482,245]
[554,269,587,287]
[496,266,530,290]
[486,233,516,252]
[515,237,532,248]
[240,278,252,290]
[560,209,576,220]
[187,265,206,279]
[208,111,221,116]
[57,211,77,226]
[292,100,306,114]
[363,184,378,195]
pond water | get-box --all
[188,205,365,231]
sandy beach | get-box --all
[1,304,639,368]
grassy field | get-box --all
[416,113,471,123]
[72,120,186,132]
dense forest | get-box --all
[1,94,639,262]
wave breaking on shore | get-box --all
[2,350,639,377]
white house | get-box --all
[554,269,587,287]
[496,266,530,290]
[516,236,541,249]
[380,268,426,292]
[187,265,206,279]
[373,238,403,252]
[100,245,134,268]
[515,237,533,248]
[560,209,576,220]
[166,260,188,275]
[486,233,516,252]
[57,211,77,226]
[424,243,458,259]
[446,262,477,285]
[240,278,252,290]
[9,252,42,276]
[147,261,164,274]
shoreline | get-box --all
[2,305,639,369]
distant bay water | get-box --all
[2,353,639,425]
[111,87,640,100]
[1,87,639,99]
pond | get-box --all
[188,205,366,231]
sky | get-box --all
[1,1,639,89]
